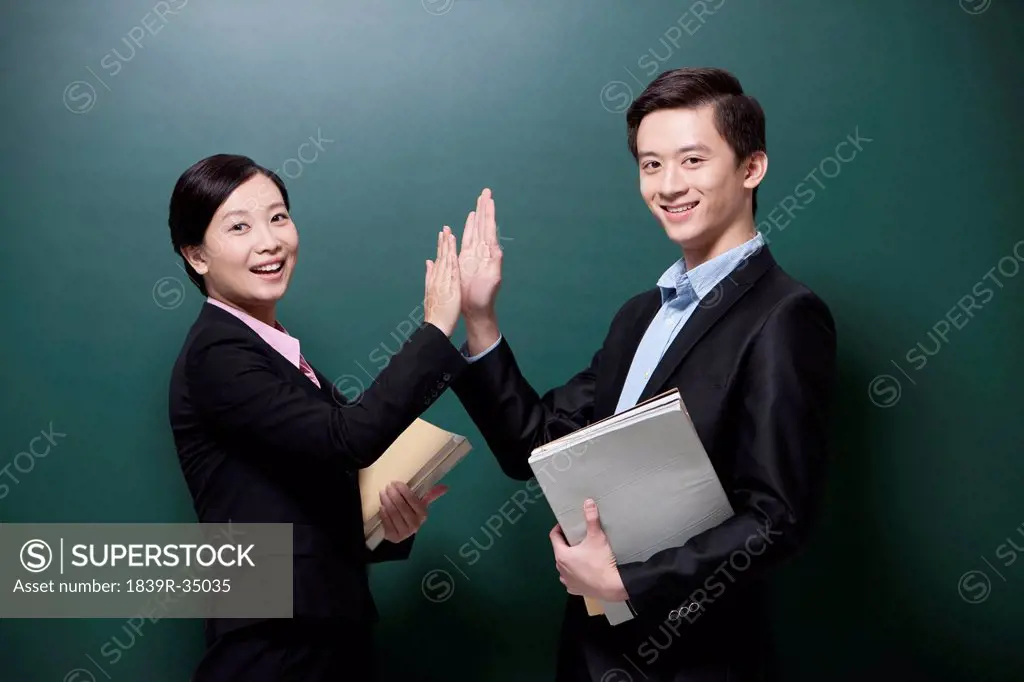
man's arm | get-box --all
[616,292,837,619]
[452,330,603,481]
[453,188,608,479]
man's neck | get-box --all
[681,218,757,271]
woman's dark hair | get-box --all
[168,154,289,295]
[626,67,766,217]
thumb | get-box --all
[583,499,602,539]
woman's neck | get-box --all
[210,294,276,327]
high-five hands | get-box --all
[422,189,502,347]
[424,226,462,337]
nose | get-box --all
[659,163,688,199]
[253,221,282,253]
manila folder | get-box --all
[360,418,471,550]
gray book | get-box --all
[527,389,734,625]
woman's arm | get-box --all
[186,321,466,470]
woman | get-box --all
[166,153,466,681]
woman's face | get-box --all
[184,174,298,313]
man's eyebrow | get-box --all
[638,144,713,159]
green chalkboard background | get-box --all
[2,0,1022,680]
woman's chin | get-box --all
[241,284,288,306]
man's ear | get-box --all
[180,245,208,275]
[742,151,768,190]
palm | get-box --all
[459,189,502,315]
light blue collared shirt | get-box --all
[465,233,766,415]
[613,232,764,414]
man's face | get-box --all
[637,105,762,250]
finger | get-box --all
[425,260,432,290]
[437,228,452,291]
[549,523,568,549]
[444,227,454,274]
[422,483,449,506]
[485,190,497,246]
[380,487,409,539]
[379,491,397,540]
[583,499,602,539]
[448,233,460,283]
[392,481,428,518]
[462,210,477,251]
[475,192,485,245]
[386,483,419,532]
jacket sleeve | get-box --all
[186,321,467,471]
[451,331,611,481]
[367,536,415,563]
[616,292,838,620]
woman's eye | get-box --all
[642,161,660,171]
[271,212,289,222]
[229,223,247,232]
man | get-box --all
[451,68,837,681]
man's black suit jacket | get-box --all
[168,302,466,646]
[452,245,837,682]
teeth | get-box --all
[665,202,698,214]
[253,263,282,273]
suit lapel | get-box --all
[596,290,662,419]
[636,245,777,403]
[200,302,329,403]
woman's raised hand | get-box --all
[424,226,462,337]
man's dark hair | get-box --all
[626,67,766,217]
[167,154,289,295]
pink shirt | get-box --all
[207,297,321,388]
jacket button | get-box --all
[442,372,451,381]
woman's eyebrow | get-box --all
[219,202,286,222]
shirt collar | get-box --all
[656,232,766,304]
[206,297,304,370]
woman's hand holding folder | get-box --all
[378,481,449,543]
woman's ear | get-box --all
[180,245,208,275]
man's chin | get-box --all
[663,221,704,247]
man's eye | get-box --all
[642,161,660,171]
[684,158,704,166]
